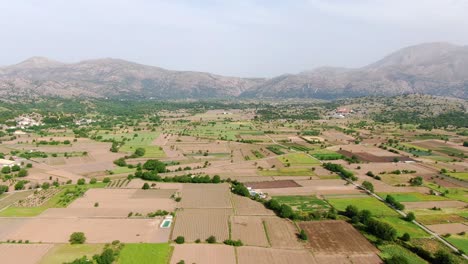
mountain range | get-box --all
[0,42,467,100]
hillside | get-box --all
[0,42,467,99]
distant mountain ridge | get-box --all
[0,42,467,99]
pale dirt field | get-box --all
[237,247,317,264]
[5,218,169,243]
[125,179,184,190]
[232,195,275,216]
[0,218,30,241]
[180,183,232,208]
[68,188,177,213]
[427,223,468,235]
[261,179,361,196]
[0,243,54,264]
[402,201,467,209]
[170,244,236,264]
[322,131,355,143]
[231,216,269,247]
[263,217,303,249]
[172,208,232,242]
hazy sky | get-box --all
[1,0,468,77]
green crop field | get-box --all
[425,184,468,203]
[39,244,104,264]
[118,243,172,264]
[327,197,398,217]
[379,216,429,238]
[446,234,468,253]
[273,195,330,212]
[279,153,320,166]
[379,244,427,264]
[447,172,468,181]
[377,192,448,202]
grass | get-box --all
[377,192,448,202]
[446,234,468,253]
[39,244,104,264]
[112,166,137,174]
[99,131,165,158]
[327,197,398,217]
[279,153,320,166]
[446,172,468,181]
[273,195,330,212]
[425,183,468,203]
[259,168,316,176]
[378,244,427,264]
[427,156,455,162]
[379,216,429,238]
[118,243,172,264]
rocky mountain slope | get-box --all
[0,42,467,99]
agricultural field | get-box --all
[0,98,466,263]
[327,197,398,217]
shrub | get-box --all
[103,177,111,183]
[175,236,185,244]
[206,236,216,244]
[345,205,359,218]
[134,147,146,157]
[299,229,308,241]
[175,197,182,202]
[89,178,97,184]
[69,232,86,244]
[142,183,150,190]
[223,239,243,246]
[385,255,409,264]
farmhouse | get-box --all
[0,159,19,168]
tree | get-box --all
[69,232,86,244]
[113,158,127,167]
[11,164,20,172]
[385,255,409,264]
[41,182,50,190]
[176,261,185,264]
[103,177,111,183]
[1,166,11,174]
[409,176,423,186]
[362,181,374,192]
[400,233,411,242]
[93,248,115,264]
[134,147,146,157]
[142,183,150,190]
[212,175,221,183]
[0,185,8,195]
[206,236,216,243]
[17,169,28,177]
[463,141,468,147]
[358,210,372,224]
[433,250,455,264]
[299,229,308,240]
[14,181,25,190]
[143,159,166,172]
[279,204,294,218]
[405,212,415,222]
[345,205,359,218]
[89,178,97,184]
[77,178,86,185]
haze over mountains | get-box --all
[0,42,467,100]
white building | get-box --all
[0,159,20,168]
